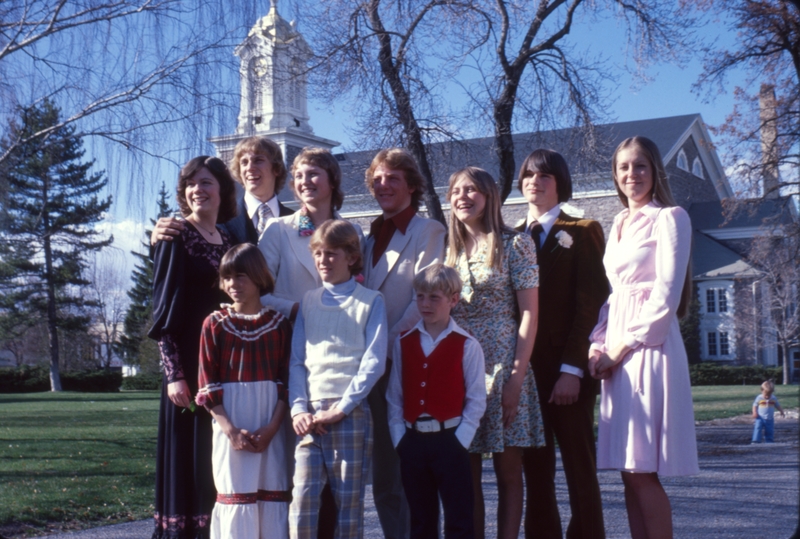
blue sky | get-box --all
[97,2,749,280]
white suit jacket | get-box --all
[362,213,446,354]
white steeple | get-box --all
[234,0,312,134]
[210,0,338,172]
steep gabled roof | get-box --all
[329,114,729,211]
[692,231,760,280]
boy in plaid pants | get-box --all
[288,221,388,539]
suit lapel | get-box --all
[285,214,318,280]
[539,212,573,280]
[367,215,416,291]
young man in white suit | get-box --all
[361,148,446,539]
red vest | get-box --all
[400,329,467,423]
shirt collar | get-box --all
[412,316,472,346]
[369,204,417,237]
[620,200,662,225]
[244,191,280,219]
[526,204,561,237]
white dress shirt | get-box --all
[244,191,280,229]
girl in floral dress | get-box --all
[198,244,293,539]
[445,167,545,539]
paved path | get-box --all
[41,416,799,539]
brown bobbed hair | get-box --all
[290,147,345,211]
[308,220,364,277]
[365,148,426,210]
[445,167,511,271]
[229,136,288,195]
[611,136,692,318]
[219,244,275,296]
[413,263,462,297]
[517,148,573,203]
[177,156,238,224]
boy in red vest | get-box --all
[387,263,486,539]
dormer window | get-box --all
[677,149,689,171]
[692,157,704,178]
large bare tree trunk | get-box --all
[367,0,445,225]
[493,79,521,202]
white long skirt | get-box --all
[211,381,290,539]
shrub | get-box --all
[689,363,784,386]
[0,366,122,392]
[61,370,122,392]
[121,373,163,391]
[0,365,50,393]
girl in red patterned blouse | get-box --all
[197,244,293,539]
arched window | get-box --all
[676,149,689,171]
[692,157,704,178]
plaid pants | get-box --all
[289,400,373,539]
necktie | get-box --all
[257,203,273,235]
[530,221,544,254]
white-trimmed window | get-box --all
[720,332,730,356]
[698,280,736,361]
[708,332,718,356]
[677,149,689,171]
[706,288,728,313]
[692,157,704,178]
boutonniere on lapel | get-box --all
[552,230,573,251]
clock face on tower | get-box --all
[252,56,268,77]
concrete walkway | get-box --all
[42,416,799,539]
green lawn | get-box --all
[690,384,799,421]
[0,386,797,535]
[0,392,159,535]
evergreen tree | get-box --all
[117,182,172,371]
[0,99,112,391]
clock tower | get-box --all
[210,0,338,167]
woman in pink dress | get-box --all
[589,136,699,539]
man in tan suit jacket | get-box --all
[362,148,446,539]
[516,149,609,539]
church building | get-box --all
[211,2,799,378]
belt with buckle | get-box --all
[405,416,461,433]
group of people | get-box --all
[147,133,699,539]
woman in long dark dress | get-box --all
[148,156,238,539]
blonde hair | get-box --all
[364,148,426,210]
[309,220,363,276]
[611,136,692,319]
[229,136,288,194]
[413,263,462,297]
[290,147,344,211]
[761,380,775,396]
[445,167,510,271]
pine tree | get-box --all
[0,99,112,391]
[117,182,172,372]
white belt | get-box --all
[405,416,461,433]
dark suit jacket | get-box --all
[516,211,609,397]
[221,196,294,245]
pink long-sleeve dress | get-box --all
[590,202,699,476]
